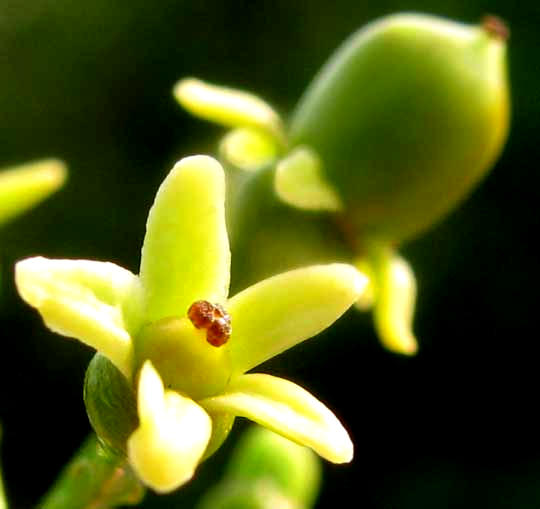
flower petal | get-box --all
[0,159,66,225]
[274,147,343,212]
[219,127,279,171]
[139,156,230,322]
[360,246,418,355]
[15,257,141,377]
[200,373,353,464]
[226,264,367,374]
[128,361,212,493]
[174,78,284,143]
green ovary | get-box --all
[135,317,232,400]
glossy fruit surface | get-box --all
[290,14,509,244]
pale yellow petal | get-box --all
[15,257,140,377]
[275,147,343,211]
[200,374,353,464]
[128,361,212,493]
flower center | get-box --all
[187,300,231,347]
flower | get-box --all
[15,155,366,493]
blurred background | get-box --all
[1,0,539,507]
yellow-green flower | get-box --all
[15,155,365,493]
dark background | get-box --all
[1,1,539,507]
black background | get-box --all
[1,1,539,507]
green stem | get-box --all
[38,434,145,509]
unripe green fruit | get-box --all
[289,13,509,244]
[84,353,138,456]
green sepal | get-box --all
[84,353,138,457]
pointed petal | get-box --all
[226,264,367,374]
[364,246,418,355]
[219,127,279,171]
[15,257,141,377]
[139,156,230,322]
[128,361,212,493]
[0,159,66,225]
[275,147,343,212]
[174,78,284,143]
[200,373,353,464]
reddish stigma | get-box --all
[481,14,510,41]
[188,300,231,347]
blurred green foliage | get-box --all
[1,1,539,508]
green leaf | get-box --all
[274,147,343,211]
[200,374,353,464]
[127,361,212,493]
[174,78,284,143]
[226,264,366,374]
[0,159,66,226]
[139,156,230,322]
[15,257,141,377]
[219,127,279,171]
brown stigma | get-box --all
[187,300,231,347]
[481,15,510,41]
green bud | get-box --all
[196,426,322,509]
[289,13,509,244]
[226,426,321,507]
[84,353,138,456]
